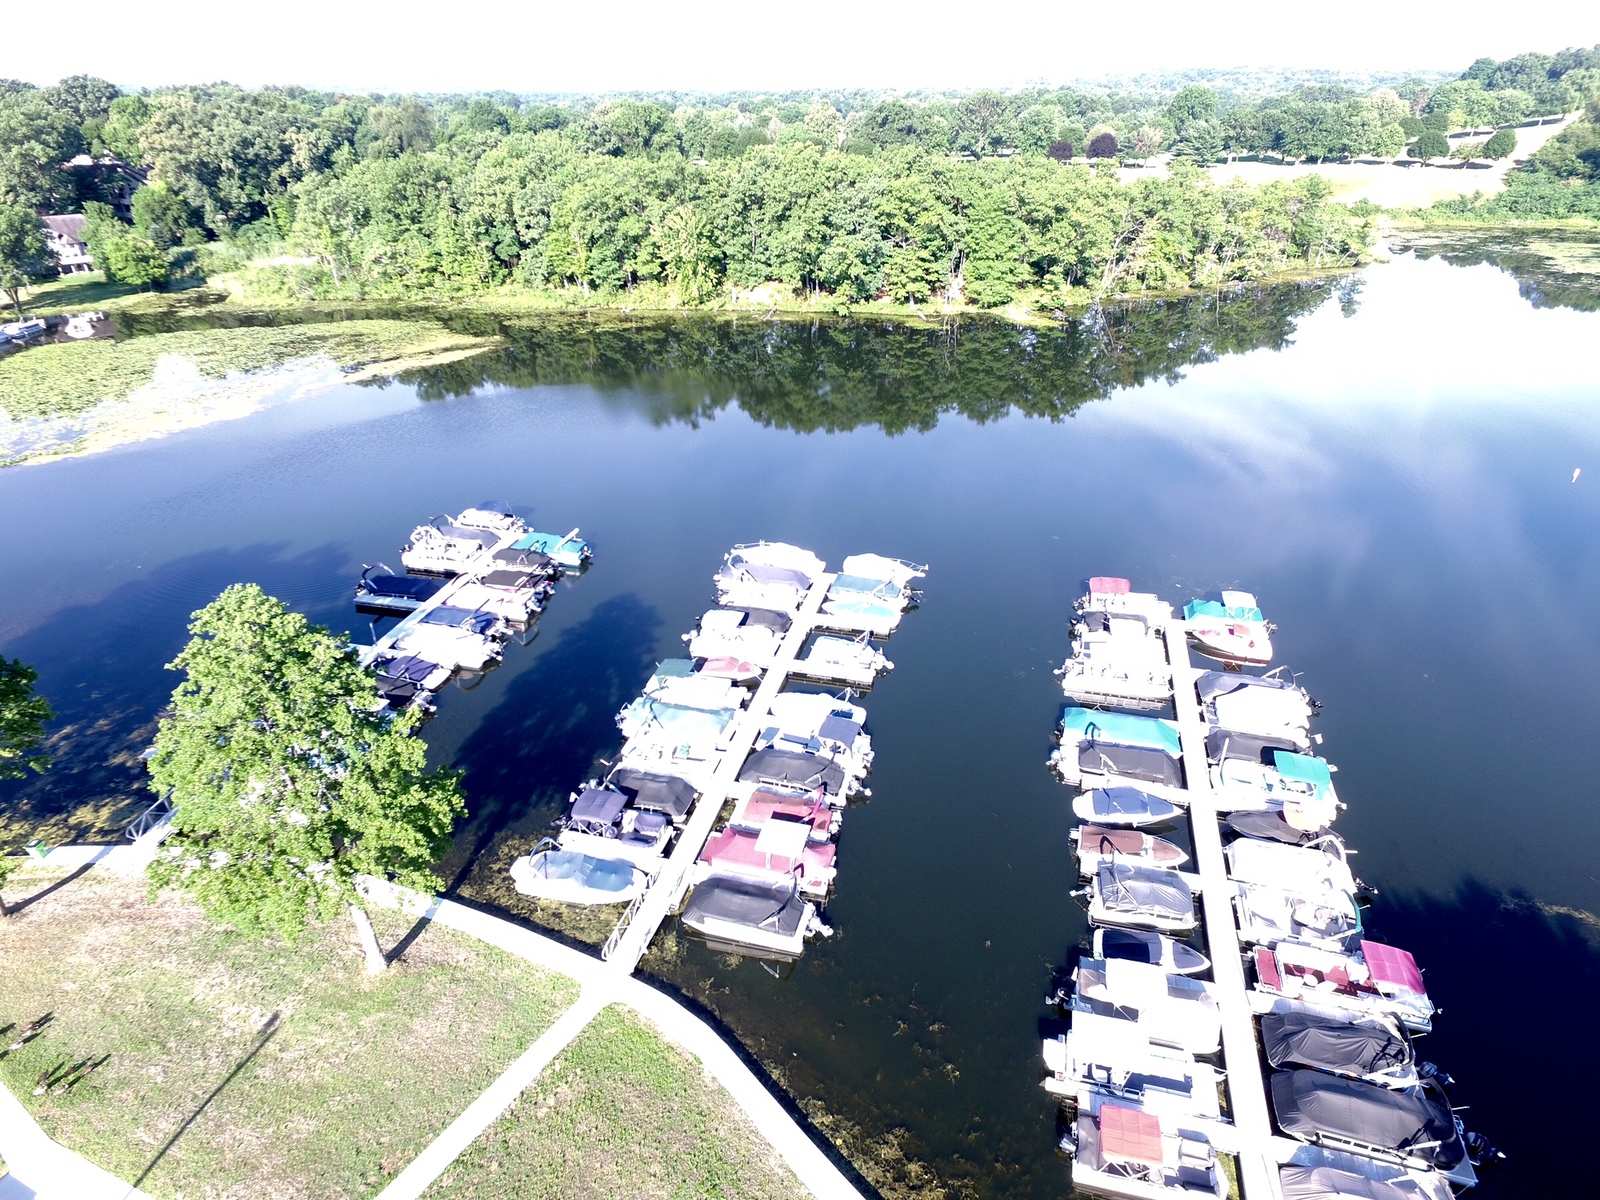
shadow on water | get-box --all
[0,545,353,844]
[440,594,661,921]
[1362,879,1600,1200]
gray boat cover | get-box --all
[684,876,806,937]
[436,520,498,549]
[723,560,812,589]
[480,568,538,589]
[493,546,555,571]
[1226,811,1318,845]
[1207,728,1303,764]
[570,787,628,827]
[609,768,696,819]
[1197,671,1299,703]
[1279,1165,1431,1200]
[817,714,863,745]
[728,606,792,633]
[1084,786,1180,821]
[1261,1013,1412,1076]
[422,606,499,635]
[739,749,846,794]
[1270,1071,1463,1169]
[1097,862,1194,918]
[1079,741,1185,787]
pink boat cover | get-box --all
[743,790,831,838]
[1088,577,1132,595]
[1360,940,1426,996]
[701,828,836,880]
[699,655,759,679]
[1099,1104,1163,1165]
[1254,947,1282,990]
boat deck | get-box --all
[356,529,525,668]
[601,573,839,973]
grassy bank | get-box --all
[0,319,499,420]
[423,1003,808,1200]
[0,864,578,1199]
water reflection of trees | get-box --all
[391,283,1341,434]
[1391,229,1600,313]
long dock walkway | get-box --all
[1162,618,1295,1200]
[603,573,836,972]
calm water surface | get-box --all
[2,249,1598,1199]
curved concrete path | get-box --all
[0,1078,154,1200]
[361,878,864,1200]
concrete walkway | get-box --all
[361,878,865,1200]
[0,1077,154,1200]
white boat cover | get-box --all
[840,553,925,587]
[729,542,827,577]
[1229,838,1356,894]
[1280,1164,1450,1200]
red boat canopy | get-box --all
[1360,940,1426,996]
[1099,1104,1163,1165]
[1088,577,1132,594]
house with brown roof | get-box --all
[41,214,93,274]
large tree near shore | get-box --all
[0,204,50,318]
[146,584,464,969]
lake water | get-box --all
[3,245,1597,1199]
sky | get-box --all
[4,0,1599,94]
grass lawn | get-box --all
[424,1004,810,1200]
[0,320,497,420]
[0,864,579,1199]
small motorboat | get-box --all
[737,747,850,799]
[1052,708,1186,789]
[511,528,590,570]
[1227,835,1358,896]
[729,788,838,842]
[1184,590,1273,666]
[1198,668,1315,749]
[1042,1023,1222,1120]
[354,564,445,614]
[1074,577,1173,624]
[638,659,751,713]
[1269,1071,1475,1185]
[1057,606,1173,711]
[1061,1098,1227,1198]
[791,634,892,687]
[687,607,785,666]
[1250,940,1435,1034]
[608,767,698,821]
[1070,958,1221,1055]
[508,843,646,905]
[1233,880,1362,952]
[0,317,47,343]
[1260,1010,1419,1089]
[1215,750,1340,833]
[1082,861,1197,933]
[1093,928,1209,975]
[556,786,673,868]
[401,517,500,575]
[1072,824,1188,876]
[372,653,449,709]
[454,502,526,535]
[680,873,827,959]
[697,824,837,898]
[1071,786,1182,827]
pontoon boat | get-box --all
[1052,709,1186,789]
[696,823,837,898]
[1213,750,1339,833]
[455,503,526,535]
[687,607,785,666]
[1070,959,1221,1056]
[730,789,839,841]
[680,874,826,959]
[1062,1098,1227,1198]
[401,517,500,575]
[1250,940,1435,1034]
[1042,1017,1222,1118]
[1184,590,1273,667]
[354,565,444,614]
[510,528,590,569]
[792,634,892,687]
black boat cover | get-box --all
[1279,1165,1425,1200]
[1206,728,1303,765]
[480,568,538,590]
[421,606,498,635]
[1099,929,1208,972]
[359,570,442,601]
[1083,786,1179,821]
[609,768,696,819]
[739,748,846,794]
[1197,671,1300,704]
[1079,740,1185,788]
[1225,811,1319,845]
[684,875,806,937]
[570,787,627,827]
[1261,1012,1412,1076]
[1269,1071,1463,1169]
[1097,862,1194,917]
[493,546,555,571]
[375,654,440,685]
[727,606,792,633]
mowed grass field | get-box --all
[0,864,578,1199]
[424,1003,809,1200]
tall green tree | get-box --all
[0,657,53,781]
[146,584,465,969]
[0,205,50,318]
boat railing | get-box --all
[126,796,174,842]
[601,886,649,961]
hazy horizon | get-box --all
[5,0,1598,95]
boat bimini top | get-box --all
[1260,1010,1417,1088]
[1087,862,1198,933]
[738,748,849,798]
[511,528,590,568]
[1075,577,1174,624]
[355,565,444,610]
[607,767,697,820]
[455,503,526,534]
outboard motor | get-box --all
[1418,1061,1455,1086]
[1466,1131,1506,1167]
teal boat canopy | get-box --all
[1184,598,1266,623]
[1272,751,1332,796]
[514,530,589,558]
[651,659,695,679]
[1060,707,1181,756]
